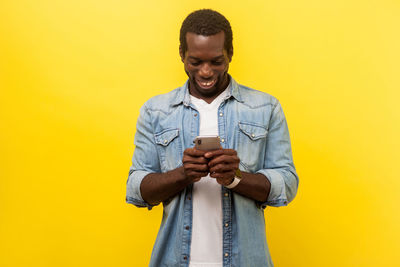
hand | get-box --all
[204,149,240,186]
[182,148,209,183]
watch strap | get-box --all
[225,175,242,189]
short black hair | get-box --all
[179,9,233,56]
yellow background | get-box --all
[1,0,399,266]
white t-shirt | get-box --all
[189,89,228,267]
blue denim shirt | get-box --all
[126,77,299,267]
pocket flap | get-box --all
[154,129,179,146]
[238,122,268,140]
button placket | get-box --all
[222,187,232,265]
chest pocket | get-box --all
[154,128,182,172]
[237,122,268,172]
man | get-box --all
[126,9,298,267]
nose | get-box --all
[198,63,213,78]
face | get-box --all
[180,31,232,103]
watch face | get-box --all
[234,169,242,179]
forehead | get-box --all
[185,31,226,57]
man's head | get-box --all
[179,9,233,102]
[179,9,233,57]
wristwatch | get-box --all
[225,169,242,189]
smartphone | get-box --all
[194,135,221,151]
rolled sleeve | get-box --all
[257,169,287,207]
[257,100,299,208]
[126,104,161,210]
[126,170,155,210]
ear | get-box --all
[179,46,185,63]
[228,48,233,62]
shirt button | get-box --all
[219,113,223,117]
[251,133,255,138]
[164,139,168,144]
[224,253,229,257]
[225,223,229,227]
[185,226,189,230]
[183,256,187,260]
[221,138,225,143]
[194,113,198,117]
[224,193,228,197]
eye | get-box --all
[212,61,223,65]
[189,61,201,66]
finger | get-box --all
[210,171,235,186]
[184,147,207,157]
[204,149,224,159]
[183,163,209,172]
[209,162,238,174]
[183,155,209,165]
[210,170,235,179]
[186,171,209,181]
[208,155,240,168]
[187,171,209,178]
[204,148,237,158]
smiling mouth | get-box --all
[196,79,217,89]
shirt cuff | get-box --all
[126,170,156,210]
[256,169,289,207]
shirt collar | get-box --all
[171,75,243,107]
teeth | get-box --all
[199,80,215,87]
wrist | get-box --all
[225,169,242,189]
[174,167,190,187]
[224,177,235,186]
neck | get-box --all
[189,75,230,104]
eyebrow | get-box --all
[188,55,225,61]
